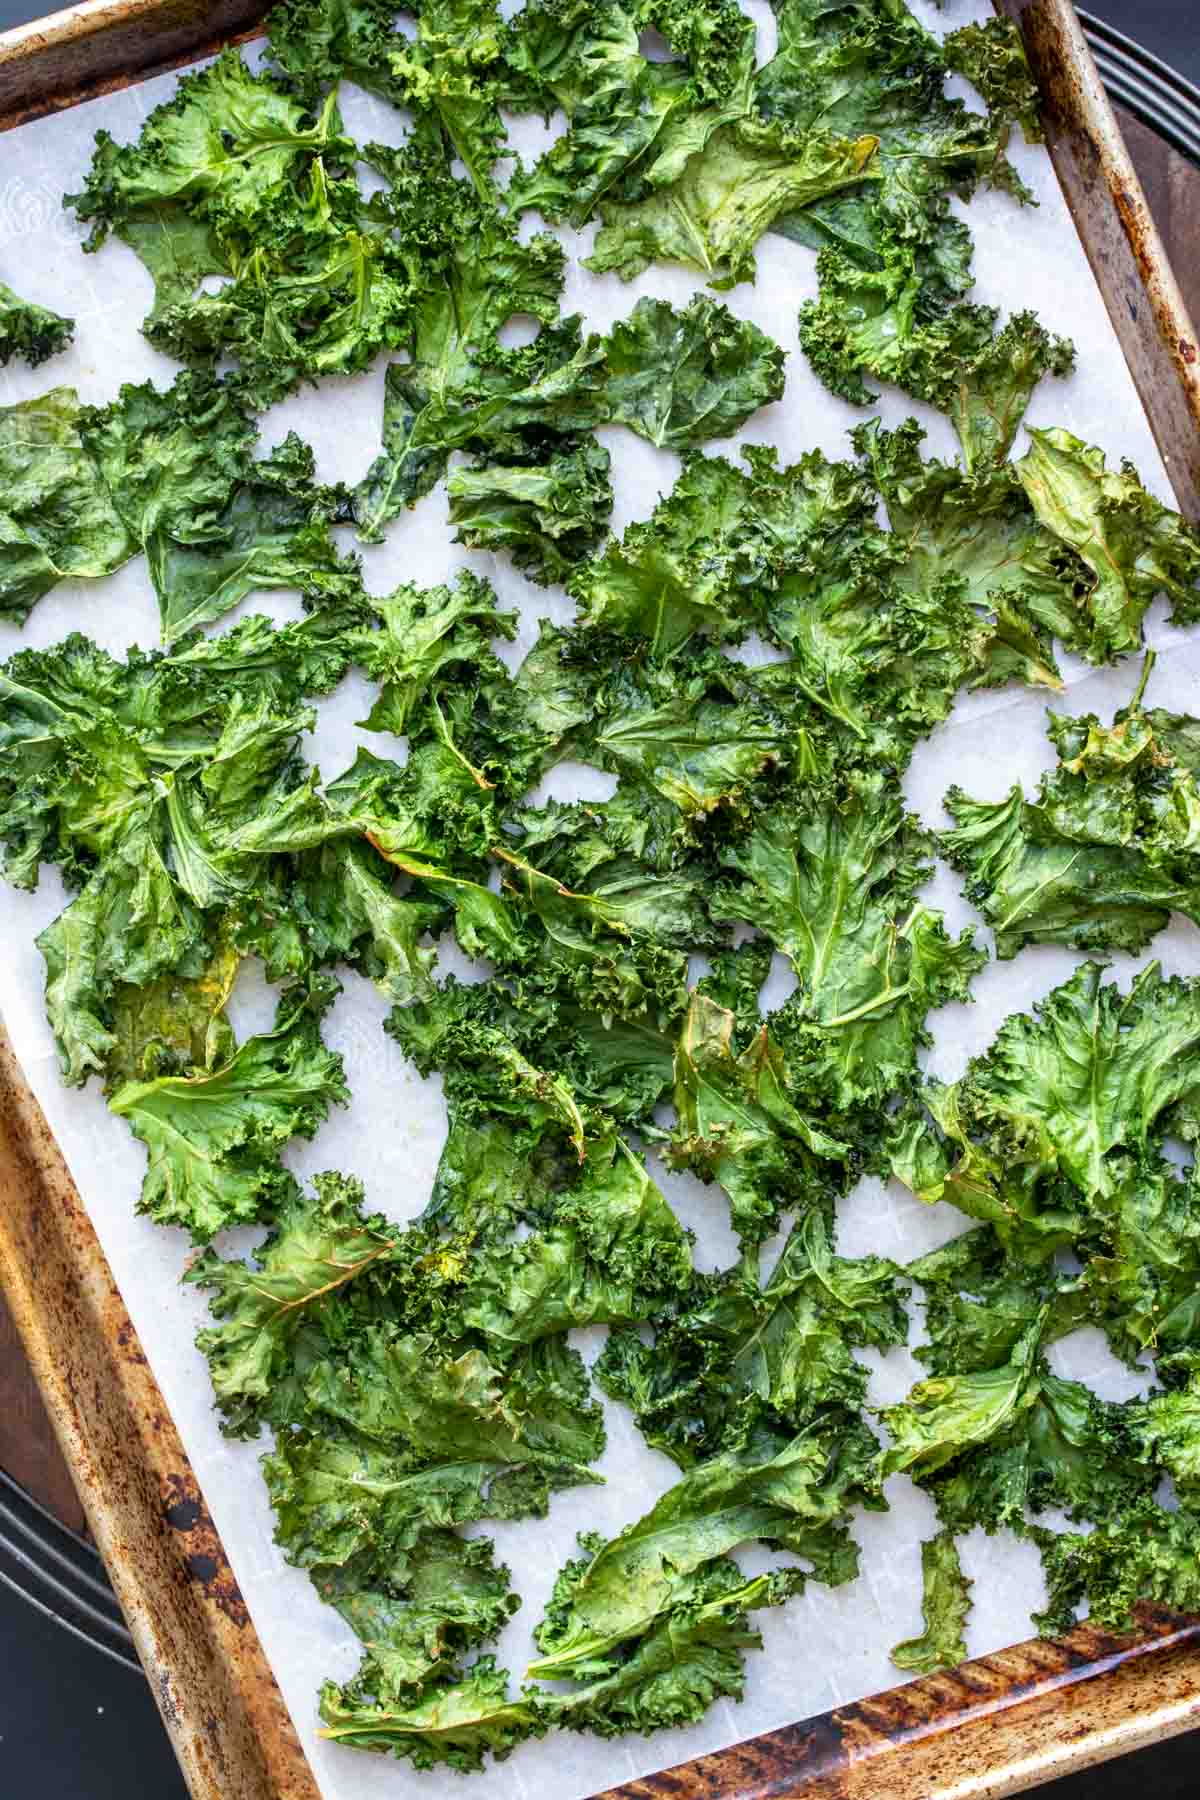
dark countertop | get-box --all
[0,1,1196,1796]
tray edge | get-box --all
[0,0,1197,1796]
[0,1021,321,1800]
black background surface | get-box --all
[0,0,1195,1794]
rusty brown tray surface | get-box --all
[0,4,1198,1798]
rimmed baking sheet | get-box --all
[0,3,1197,1796]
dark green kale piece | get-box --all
[714,771,986,1111]
[66,51,411,405]
[110,974,347,1240]
[0,282,74,367]
[353,218,786,543]
[0,608,374,1084]
[0,375,359,633]
[889,960,1200,1369]
[1014,428,1200,656]
[944,656,1200,958]
[598,1211,907,1462]
[529,1412,880,1682]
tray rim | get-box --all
[0,2,1197,1798]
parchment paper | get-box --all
[0,4,1194,1794]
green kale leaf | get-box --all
[889,1530,971,1675]
[109,975,348,1240]
[598,1210,907,1463]
[529,1414,878,1681]
[1014,428,1200,659]
[0,283,74,367]
[944,659,1200,957]
[715,773,986,1107]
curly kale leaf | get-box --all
[187,1170,402,1436]
[505,0,757,224]
[109,974,348,1240]
[448,439,614,585]
[0,611,357,892]
[354,245,785,541]
[588,120,879,287]
[667,989,852,1246]
[265,0,404,99]
[580,653,790,819]
[800,276,1073,468]
[542,1561,805,1738]
[1033,1505,1200,1636]
[943,16,1043,146]
[320,1529,519,1696]
[67,53,410,403]
[600,292,786,444]
[881,1306,1155,1544]
[762,0,1033,257]
[347,569,516,737]
[0,283,74,368]
[0,622,381,1079]
[0,375,358,634]
[756,525,992,766]
[765,0,1045,416]
[889,1530,971,1675]
[598,1210,907,1463]
[317,1654,544,1771]
[67,50,345,240]
[889,962,1200,1360]
[388,981,589,1160]
[0,388,135,622]
[854,419,1084,690]
[568,441,872,651]
[944,660,1200,957]
[316,1554,804,1766]
[569,452,760,649]
[907,1225,1087,1380]
[458,1133,692,1343]
[268,1337,604,1567]
[1014,428,1200,659]
[714,774,985,1108]
[146,431,359,641]
[306,1329,605,1475]
[529,1415,878,1681]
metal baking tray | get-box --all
[0,2,1198,1796]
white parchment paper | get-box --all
[0,3,1195,1793]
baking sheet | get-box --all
[0,3,1194,1795]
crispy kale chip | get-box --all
[853,418,1074,688]
[585,120,879,287]
[0,375,359,633]
[775,3,1051,420]
[666,990,853,1246]
[354,240,785,542]
[879,1244,1200,1636]
[67,51,410,404]
[944,656,1200,957]
[888,960,1200,1360]
[890,1530,971,1675]
[0,282,74,367]
[714,772,986,1111]
[1014,428,1200,657]
[447,439,614,585]
[598,1211,907,1460]
[187,1170,403,1435]
[110,974,348,1240]
[0,609,371,1081]
[529,1413,879,1682]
